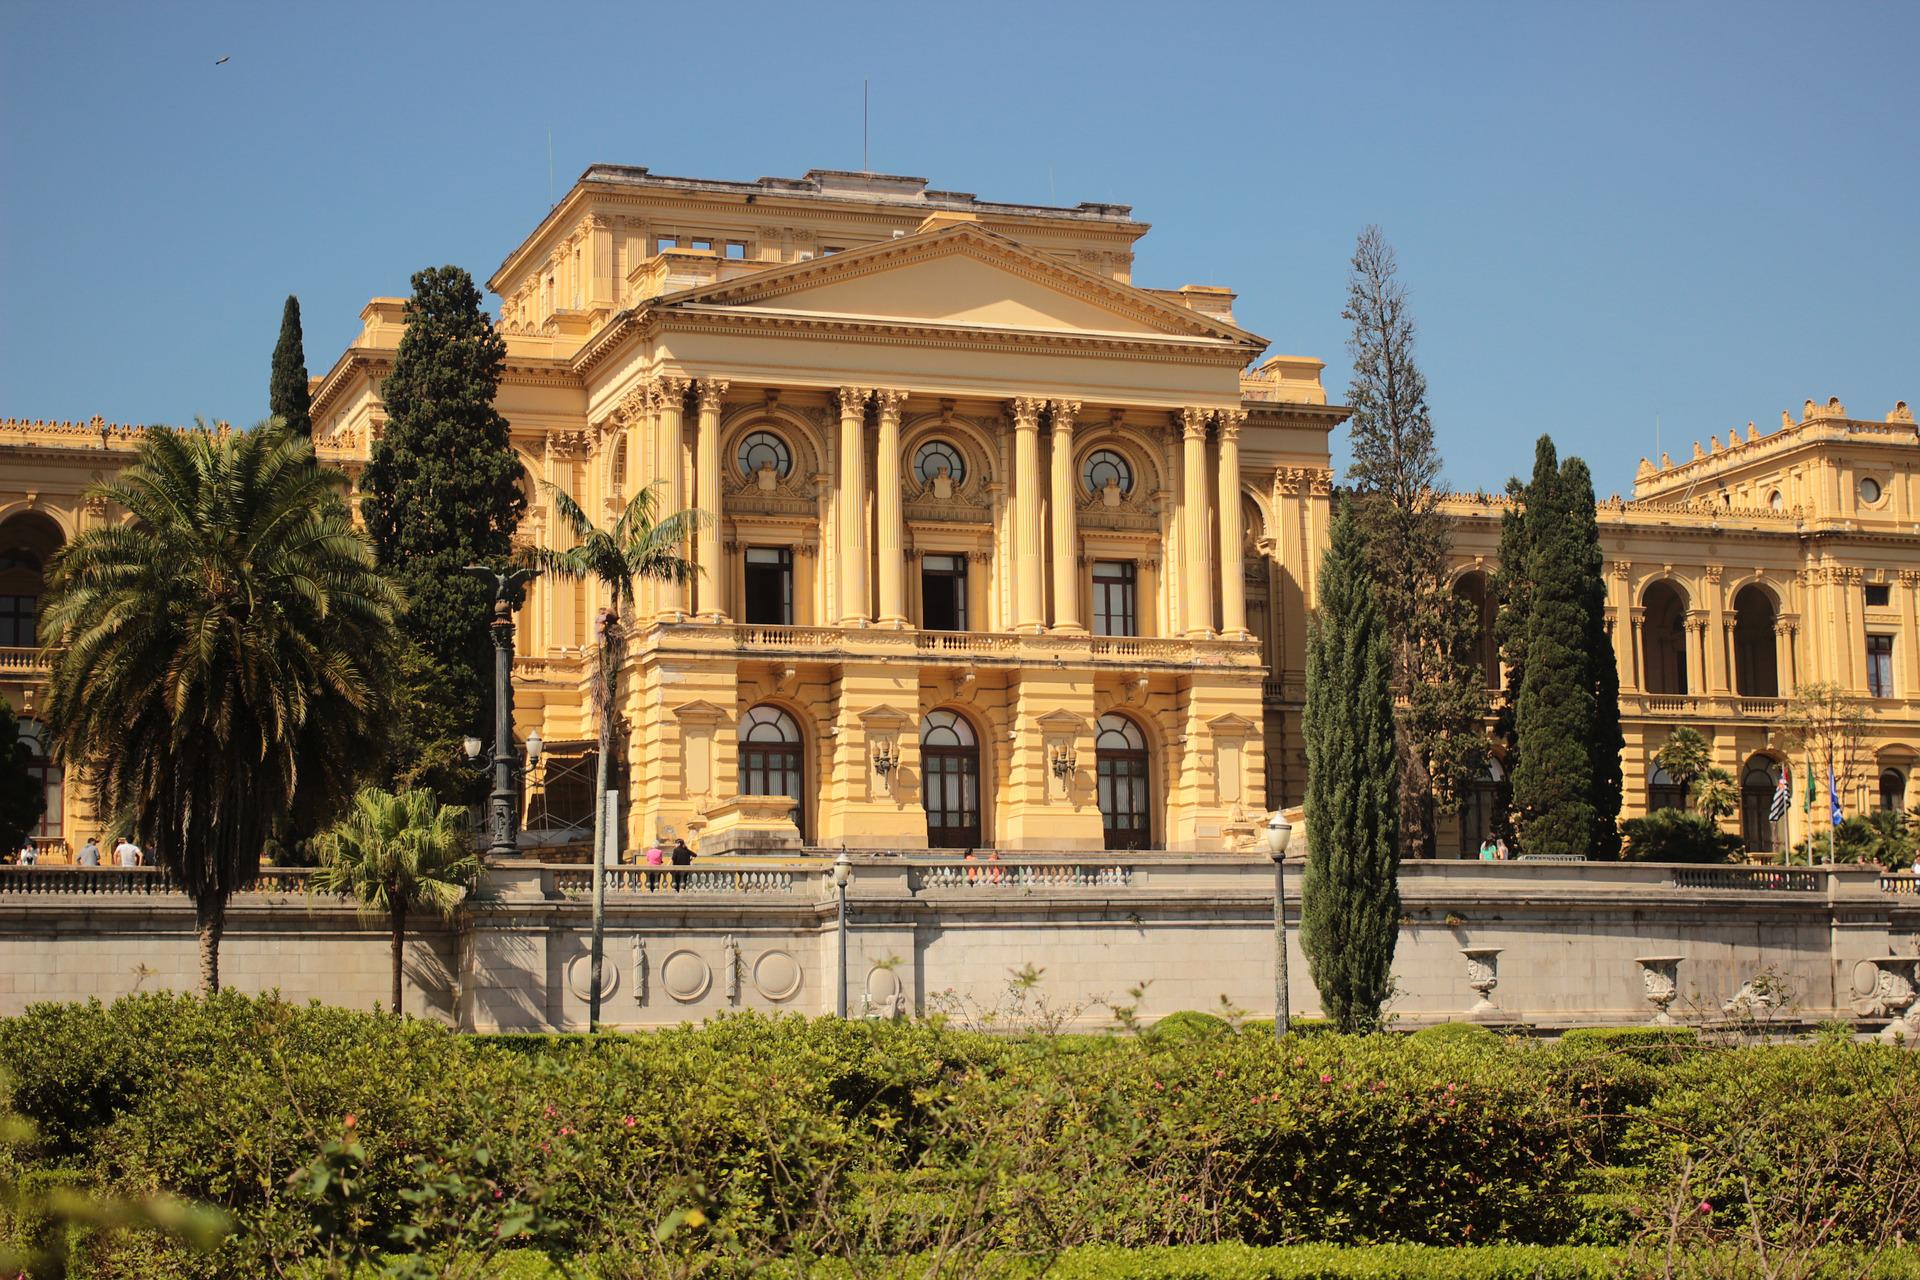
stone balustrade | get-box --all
[649,622,1263,670]
[0,856,1913,1033]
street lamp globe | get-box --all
[462,735,484,762]
[526,730,543,765]
[832,851,854,888]
[1265,813,1293,862]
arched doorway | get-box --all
[920,709,982,848]
[16,719,61,849]
[1457,758,1504,856]
[1740,757,1782,853]
[1095,713,1151,850]
[1880,768,1906,813]
[0,511,64,651]
[1647,763,1687,813]
[1732,586,1779,697]
[1453,572,1498,690]
[1642,582,1690,695]
[738,705,805,840]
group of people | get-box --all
[640,836,694,890]
[1476,836,1513,861]
[9,835,146,867]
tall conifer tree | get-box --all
[361,267,527,749]
[1341,226,1486,857]
[1563,458,1624,855]
[1301,505,1401,1032]
[1508,438,1596,856]
[270,295,313,437]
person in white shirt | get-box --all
[113,837,141,868]
[17,844,36,866]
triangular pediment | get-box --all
[660,225,1262,347]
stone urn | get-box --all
[1850,956,1920,1044]
[1635,955,1684,1025]
[1460,946,1503,1020]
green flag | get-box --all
[1804,754,1815,813]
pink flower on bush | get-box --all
[623,1115,637,1128]
[1698,1201,1712,1215]
[543,1104,557,1119]
[559,1126,574,1137]
[1319,1073,1332,1084]
[1214,1070,1225,1078]
[343,1114,357,1130]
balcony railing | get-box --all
[0,647,49,675]
[912,862,1134,891]
[690,624,1260,668]
[1670,866,1824,892]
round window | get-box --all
[1083,449,1133,496]
[914,440,965,488]
[1861,477,1883,505]
[737,431,792,480]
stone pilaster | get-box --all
[835,387,871,626]
[653,376,691,620]
[1216,410,1248,638]
[1180,408,1213,637]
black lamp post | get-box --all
[463,565,538,859]
[1266,812,1294,1039]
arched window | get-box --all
[1741,760,1781,853]
[914,440,966,488]
[921,710,982,848]
[1880,768,1906,813]
[1083,449,1133,497]
[1095,713,1151,850]
[1647,764,1687,813]
[736,431,792,481]
[608,432,628,497]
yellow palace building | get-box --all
[0,164,1912,859]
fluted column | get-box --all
[1049,399,1082,632]
[1684,612,1707,695]
[1012,397,1047,633]
[655,375,691,619]
[694,378,729,621]
[875,389,909,628]
[836,387,871,626]
[1217,409,1248,637]
[1181,408,1213,637]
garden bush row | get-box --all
[2,994,1916,1277]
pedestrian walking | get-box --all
[668,837,692,892]
[77,836,101,867]
[644,842,665,892]
[113,835,141,868]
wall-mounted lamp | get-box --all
[1049,743,1078,783]
[871,739,899,779]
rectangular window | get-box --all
[689,238,713,252]
[743,548,793,626]
[822,245,844,256]
[656,236,679,252]
[1092,561,1137,637]
[0,595,36,647]
[724,241,748,260]
[1867,633,1896,698]
[1867,583,1892,607]
[921,554,968,631]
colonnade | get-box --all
[623,376,1253,639]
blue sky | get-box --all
[2,1,1913,495]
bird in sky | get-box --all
[214,55,229,65]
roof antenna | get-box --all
[863,79,869,173]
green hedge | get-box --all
[3,994,1916,1277]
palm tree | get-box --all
[313,786,480,1013]
[524,481,703,1030]
[40,423,399,992]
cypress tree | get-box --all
[360,267,527,755]
[1341,226,1486,857]
[1488,481,1532,842]
[270,295,313,437]
[1301,504,1401,1032]
[1563,457,1624,855]
[1508,438,1596,857]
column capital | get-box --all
[657,373,692,404]
[833,387,872,416]
[695,378,731,412]
[1609,561,1632,581]
[1010,396,1046,428]
[1178,407,1210,440]
[1216,408,1248,438]
[1049,399,1081,429]
[874,388,909,421]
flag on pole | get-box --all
[1769,763,1791,822]
[1804,754,1816,814]
[1829,764,1844,827]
